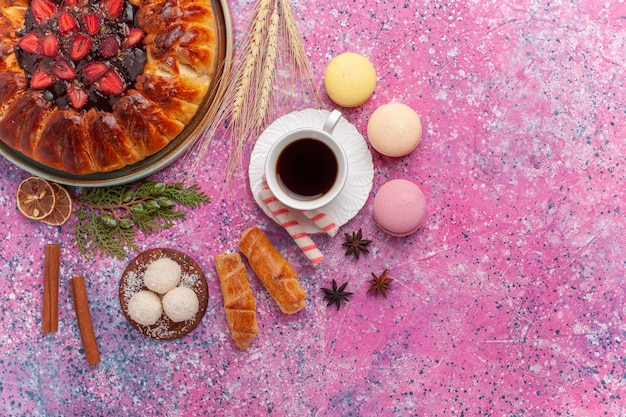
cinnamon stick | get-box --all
[70,276,100,366]
[42,244,60,333]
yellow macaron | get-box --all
[324,52,377,107]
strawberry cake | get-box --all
[0,0,217,175]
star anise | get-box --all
[366,269,394,298]
[321,279,353,310]
[342,228,372,259]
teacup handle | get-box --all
[322,109,342,135]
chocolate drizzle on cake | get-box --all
[16,0,147,112]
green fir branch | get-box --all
[67,181,209,260]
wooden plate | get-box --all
[119,248,208,340]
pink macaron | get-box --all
[373,179,426,237]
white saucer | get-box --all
[249,109,374,233]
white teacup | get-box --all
[265,110,348,211]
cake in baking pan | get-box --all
[0,0,217,175]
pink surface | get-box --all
[1,0,625,416]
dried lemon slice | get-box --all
[42,182,73,226]
[16,177,56,220]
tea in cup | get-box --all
[265,110,348,211]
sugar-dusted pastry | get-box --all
[162,286,199,323]
[238,226,306,314]
[127,290,163,326]
[214,252,259,349]
[143,257,182,294]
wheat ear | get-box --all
[183,0,320,181]
[281,0,313,78]
[231,0,272,123]
[280,0,321,104]
[254,1,280,128]
[221,0,273,180]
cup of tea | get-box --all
[265,110,348,211]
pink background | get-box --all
[1,0,625,415]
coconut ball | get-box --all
[162,286,199,323]
[143,257,181,294]
[128,290,163,326]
